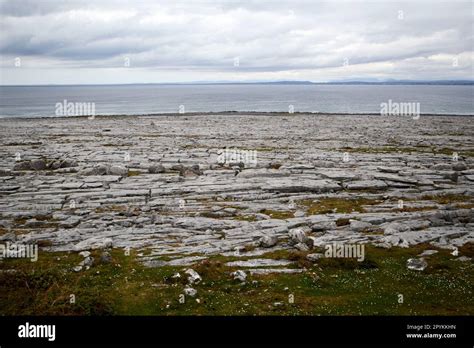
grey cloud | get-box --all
[0,0,472,84]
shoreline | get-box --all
[1,111,473,120]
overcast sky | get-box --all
[0,0,472,85]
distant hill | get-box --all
[320,80,474,85]
[3,80,473,87]
[176,80,474,85]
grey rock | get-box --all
[306,253,324,261]
[148,164,166,174]
[263,179,341,193]
[79,251,91,258]
[407,258,428,271]
[288,228,307,245]
[311,221,336,231]
[231,270,247,282]
[259,235,278,248]
[443,172,458,182]
[452,162,467,171]
[226,259,293,267]
[30,159,47,171]
[73,237,113,251]
[350,220,372,232]
[13,161,32,171]
[185,269,202,284]
[418,250,438,257]
[50,159,77,169]
[382,222,410,235]
[0,233,16,242]
[294,210,305,217]
[249,268,304,275]
[165,256,207,266]
[100,251,112,264]
[107,165,128,176]
[184,287,197,297]
[294,242,309,251]
[80,256,94,268]
[431,163,452,171]
[344,180,387,190]
[59,217,81,228]
[81,164,108,176]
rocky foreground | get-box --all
[0,113,473,274]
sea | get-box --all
[0,84,472,117]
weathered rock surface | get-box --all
[0,114,472,269]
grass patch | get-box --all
[0,244,473,315]
[419,194,469,204]
[259,209,294,219]
[234,215,258,222]
[299,197,380,215]
[127,170,142,177]
[396,206,437,212]
[95,205,128,213]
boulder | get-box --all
[100,251,112,264]
[80,256,94,268]
[73,237,113,251]
[184,287,197,297]
[406,258,427,271]
[148,164,166,174]
[294,242,309,251]
[288,228,307,245]
[231,270,247,282]
[259,235,278,248]
[350,219,373,232]
[306,253,324,262]
[452,162,467,171]
[79,251,91,258]
[30,159,47,171]
[185,269,202,284]
[13,161,32,171]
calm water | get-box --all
[0,84,473,117]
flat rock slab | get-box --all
[344,180,387,190]
[249,268,305,275]
[225,259,294,267]
[263,179,341,193]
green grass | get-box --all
[419,193,470,204]
[127,170,142,177]
[0,244,473,315]
[298,197,380,215]
[259,209,294,219]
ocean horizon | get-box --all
[1,84,473,118]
